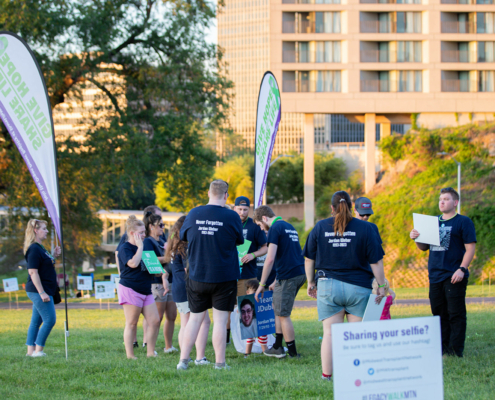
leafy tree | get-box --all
[214,155,254,202]
[0,0,231,270]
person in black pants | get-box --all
[410,187,476,357]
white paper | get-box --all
[413,213,440,246]
[332,316,443,400]
[3,278,19,292]
[77,276,93,291]
[94,281,115,299]
[362,294,386,322]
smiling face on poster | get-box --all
[94,281,115,299]
[77,275,93,291]
[238,291,276,340]
[3,278,19,292]
[332,316,443,400]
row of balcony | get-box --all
[282,12,495,34]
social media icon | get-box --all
[355,379,362,387]
[368,368,375,375]
[353,359,360,366]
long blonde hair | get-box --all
[24,219,48,254]
[126,215,144,235]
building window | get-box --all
[360,71,391,92]
[441,42,471,62]
[479,71,495,92]
[315,71,341,92]
[397,41,422,62]
[398,70,422,92]
[477,13,495,33]
[478,42,495,62]
[283,41,341,63]
[283,0,340,3]
[284,12,341,34]
[282,70,341,92]
[441,71,473,92]
[396,12,422,33]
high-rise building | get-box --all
[218,0,495,226]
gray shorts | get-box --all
[152,284,173,303]
[176,301,190,314]
[273,274,306,317]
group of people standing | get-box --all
[22,180,476,380]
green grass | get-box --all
[1,304,494,399]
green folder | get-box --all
[142,251,165,274]
[237,239,252,266]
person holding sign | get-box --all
[166,216,212,366]
[226,196,267,344]
[302,191,386,381]
[24,219,61,357]
[118,216,160,359]
[143,213,178,354]
[177,180,244,370]
[243,280,268,357]
[410,187,476,357]
[253,206,306,359]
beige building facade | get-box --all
[219,0,495,227]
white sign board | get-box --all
[110,274,120,284]
[362,294,387,322]
[77,276,93,291]
[332,316,443,400]
[94,281,115,299]
[3,278,19,292]
[413,213,440,246]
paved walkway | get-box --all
[1,297,494,310]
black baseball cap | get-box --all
[234,196,250,207]
[355,197,374,215]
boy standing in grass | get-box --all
[253,206,306,359]
[410,187,476,357]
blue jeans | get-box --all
[26,292,56,347]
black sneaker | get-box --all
[133,342,139,348]
[288,353,302,359]
[263,346,286,358]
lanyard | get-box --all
[36,243,55,262]
[242,220,249,229]
[440,213,457,222]
[271,216,283,226]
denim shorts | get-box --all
[317,278,372,321]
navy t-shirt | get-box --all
[171,253,188,303]
[257,254,276,286]
[143,237,171,284]
[117,231,166,270]
[302,217,384,289]
[180,204,244,283]
[267,220,305,280]
[369,222,385,258]
[25,243,58,297]
[118,242,153,295]
[428,214,476,284]
[240,218,268,279]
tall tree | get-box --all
[0,0,231,271]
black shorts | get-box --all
[186,278,237,313]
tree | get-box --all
[0,0,231,270]
[213,155,254,202]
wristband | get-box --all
[378,284,387,288]
[40,291,46,295]
[260,283,266,287]
[251,253,256,259]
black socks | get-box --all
[226,329,231,343]
[286,340,297,357]
[273,333,284,350]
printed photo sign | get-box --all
[77,275,93,291]
[3,277,19,292]
[94,281,115,299]
[238,291,276,340]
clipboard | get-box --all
[362,294,386,322]
[413,213,440,246]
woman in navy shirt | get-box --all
[24,219,61,357]
[303,191,387,381]
[118,215,160,359]
[165,216,211,366]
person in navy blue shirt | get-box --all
[118,215,160,359]
[410,187,476,357]
[303,191,386,381]
[253,205,306,359]
[165,216,211,366]
[177,180,244,370]
[24,219,61,357]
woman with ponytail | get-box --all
[118,215,160,359]
[302,190,386,381]
[142,211,178,354]
[24,219,61,357]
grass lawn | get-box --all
[0,304,494,399]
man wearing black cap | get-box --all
[355,197,383,245]
[234,196,268,297]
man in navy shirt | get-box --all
[354,197,385,256]
[410,187,476,357]
[254,205,306,359]
[177,180,244,370]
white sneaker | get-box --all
[214,363,231,370]
[164,346,178,354]
[31,351,47,357]
[195,357,211,366]
[177,360,189,370]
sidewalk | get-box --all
[1,297,494,310]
